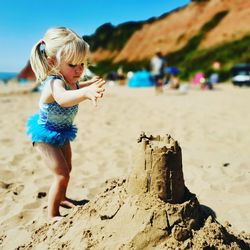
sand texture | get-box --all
[0,83,250,249]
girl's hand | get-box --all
[84,78,106,106]
[79,76,102,88]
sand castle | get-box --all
[16,133,250,249]
[127,132,186,203]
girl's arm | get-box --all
[50,78,105,107]
[78,76,101,88]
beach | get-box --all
[0,83,249,248]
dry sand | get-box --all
[0,82,249,249]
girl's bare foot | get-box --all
[49,215,63,223]
[60,198,76,208]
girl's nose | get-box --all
[75,64,84,72]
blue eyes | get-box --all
[68,63,84,68]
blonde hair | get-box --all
[30,27,89,82]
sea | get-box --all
[0,72,18,83]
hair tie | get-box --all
[39,40,45,45]
[39,40,46,56]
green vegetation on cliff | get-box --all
[87,10,250,82]
[167,10,230,80]
[175,34,250,81]
[83,21,144,51]
[82,10,175,52]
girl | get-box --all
[26,27,105,221]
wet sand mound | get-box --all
[18,134,250,249]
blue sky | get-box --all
[0,0,189,72]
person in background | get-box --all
[169,73,180,89]
[150,51,166,93]
[26,27,105,221]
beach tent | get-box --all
[128,70,154,88]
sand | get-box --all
[0,82,249,249]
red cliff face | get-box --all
[17,61,36,81]
[90,0,250,63]
[19,0,250,75]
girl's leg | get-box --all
[60,142,76,208]
[61,142,72,173]
[35,142,70,219]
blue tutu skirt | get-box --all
[26,114,77,147]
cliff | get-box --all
[89,0,250,63]
[17,61,35,82]
[19,0,250,80]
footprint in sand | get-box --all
[0,181,24,196]
[0,169,18,181]
[23,201,43,210]
[10,153,25,165]
[1,210,38,229]
[0,205,15,219]
[0,180,11,189]
[0,138,13,146]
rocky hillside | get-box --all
[19,0,250,80]
[89,0,250,63]
[84,0,250,80]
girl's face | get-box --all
[59,61,84,85]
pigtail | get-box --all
[30,41,50,82]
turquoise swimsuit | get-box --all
[26,75,79,147]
